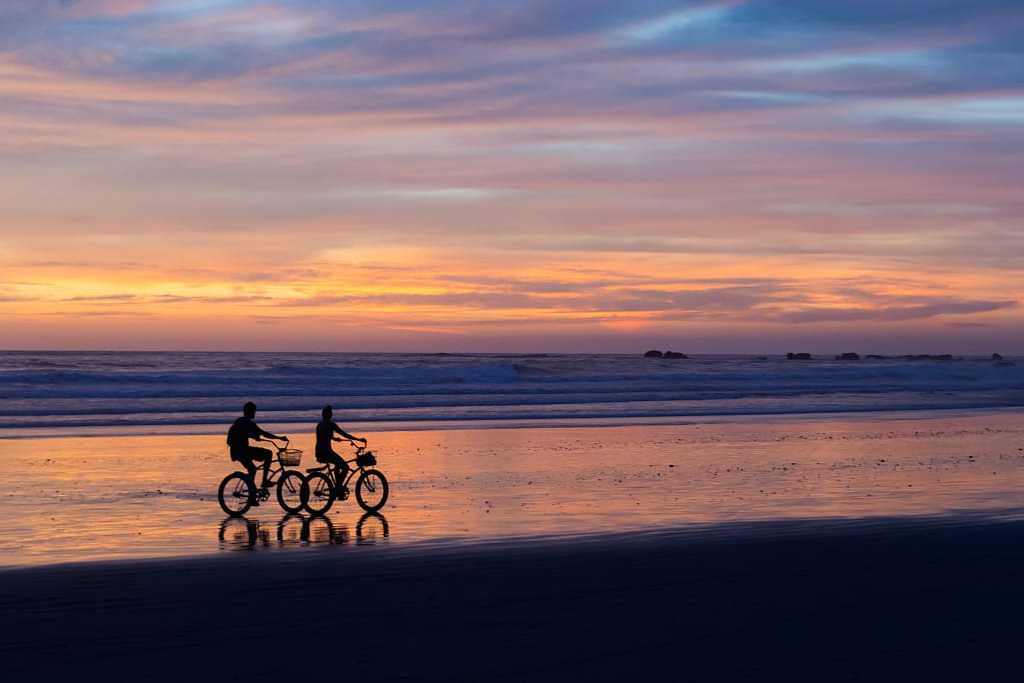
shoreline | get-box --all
[5,513,1024,680]
[2,404,1022,440]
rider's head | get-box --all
[243,401,257,418]
[322,404,333,419]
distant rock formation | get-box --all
[835,352,860,361]
[786,352,812,360]
[903,354,953,361]
[643,350,688,359]
[865,354,889,360]
[992,353,1004,361]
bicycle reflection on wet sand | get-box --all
[218,512,390,550]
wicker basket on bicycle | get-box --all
[279,448,303,466]
[356,451,376,467]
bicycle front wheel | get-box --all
[355,469,389,512]
[277,470,306,513]
[356,511,390,544]
[276,514,306,545]
[304,471,335,516]
[218,472,254,516]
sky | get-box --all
[0,0,1021,353]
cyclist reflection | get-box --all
[218,516,272,550]
[218,512,389,551]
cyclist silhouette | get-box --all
[316,404,366,482]
[227,401,288,500]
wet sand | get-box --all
[4,514,1024,681]
[3,409,1024,567]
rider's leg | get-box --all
[332,465,348,498]
[238,456,258,481]
[236,456,261,505]
[249,447,273,488]
[328,452,349,496]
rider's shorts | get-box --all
[235,446,272,473]
[316,449,347,470]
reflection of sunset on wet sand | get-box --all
[5,411,1023,567]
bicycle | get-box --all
[303,441,389,515]
[217,439,307,516]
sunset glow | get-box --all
[1,1,1021,352]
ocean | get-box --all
[0,351,1020,437]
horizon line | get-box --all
[0,348,1015,357]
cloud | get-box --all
[61,293,138,302]
[947,321,991,328]
[1,1,1022,350]
[773,298,1017,324]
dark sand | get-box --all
[4,514,1023,682]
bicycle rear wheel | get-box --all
[276,470,306,513]
[304,471,335,516]
[355,469,389,512]
[218,472,254,516]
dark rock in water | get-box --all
[786,352,812,360]
[643,350,664,358]
[663,351,687,359]
[753,356,768,361]
[904,354,954,361]
[835,352,860,361]
[992,353,1004,361]
[866,354,889,360]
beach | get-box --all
[4,408,1024,680]
[3,353,1024,680]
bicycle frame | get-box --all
[308,457,365,490]
[306,443,374,491]
[264,458,287,486]
[242,444,295,488]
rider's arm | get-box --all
[254,424,287,442]
[333,423,366,443]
